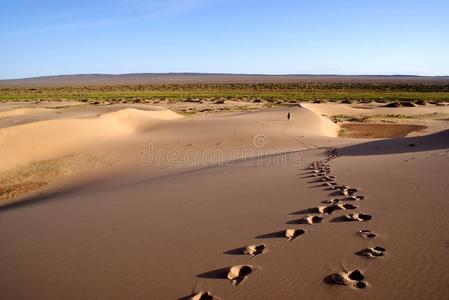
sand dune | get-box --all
[0,103,448,299]
[0,108,184,171]
[101,108,184,131]
[0,105,338,173]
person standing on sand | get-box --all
[287,112,291,121]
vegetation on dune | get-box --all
[331,113,443,124]
[332,115,371,123]
[1,83,449,103]
[339,123,427,138]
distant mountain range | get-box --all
[1,73,448,87]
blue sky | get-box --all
[0,0,448,79]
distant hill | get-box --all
[1,73,449,87]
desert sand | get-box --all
[1,102,449,299]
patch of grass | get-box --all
[331,113,424,123]
[371,114,414,119]
[332,114,371,123]
[340,123,427,138]
[1,83,449,103]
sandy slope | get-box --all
[0,103,448,299]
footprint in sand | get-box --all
[357,230,376,238]
[341,203,358,209]
[324,174,336,179]
[296,215,324,225]
[243,244,266,258]
[322,198,343,204]
[310,164,330,170]
[324,181,338,188]
[302,204,357,215]
[324,270,368,289]
[330,184,349,191]
[190,291,216,300]
[339,187,359,197]
[324,203,358,215]
[314,173,327,182]
[285,229,306,241]
[356,246,386,258]
[337,213,372,222]
[313,165,330,169]
[320,176,336,183]
[346,195,365,201]
[346,213,372,222]
[227,265,253,286]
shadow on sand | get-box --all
[197,267,229,280]
[255,230,286,239]
[339,129,449,156]
[0,173,117,212]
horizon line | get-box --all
[2,72,449,81]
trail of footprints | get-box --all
[188,147,385,299]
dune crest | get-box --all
[296,105,340,137]
[101,108,183,132]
